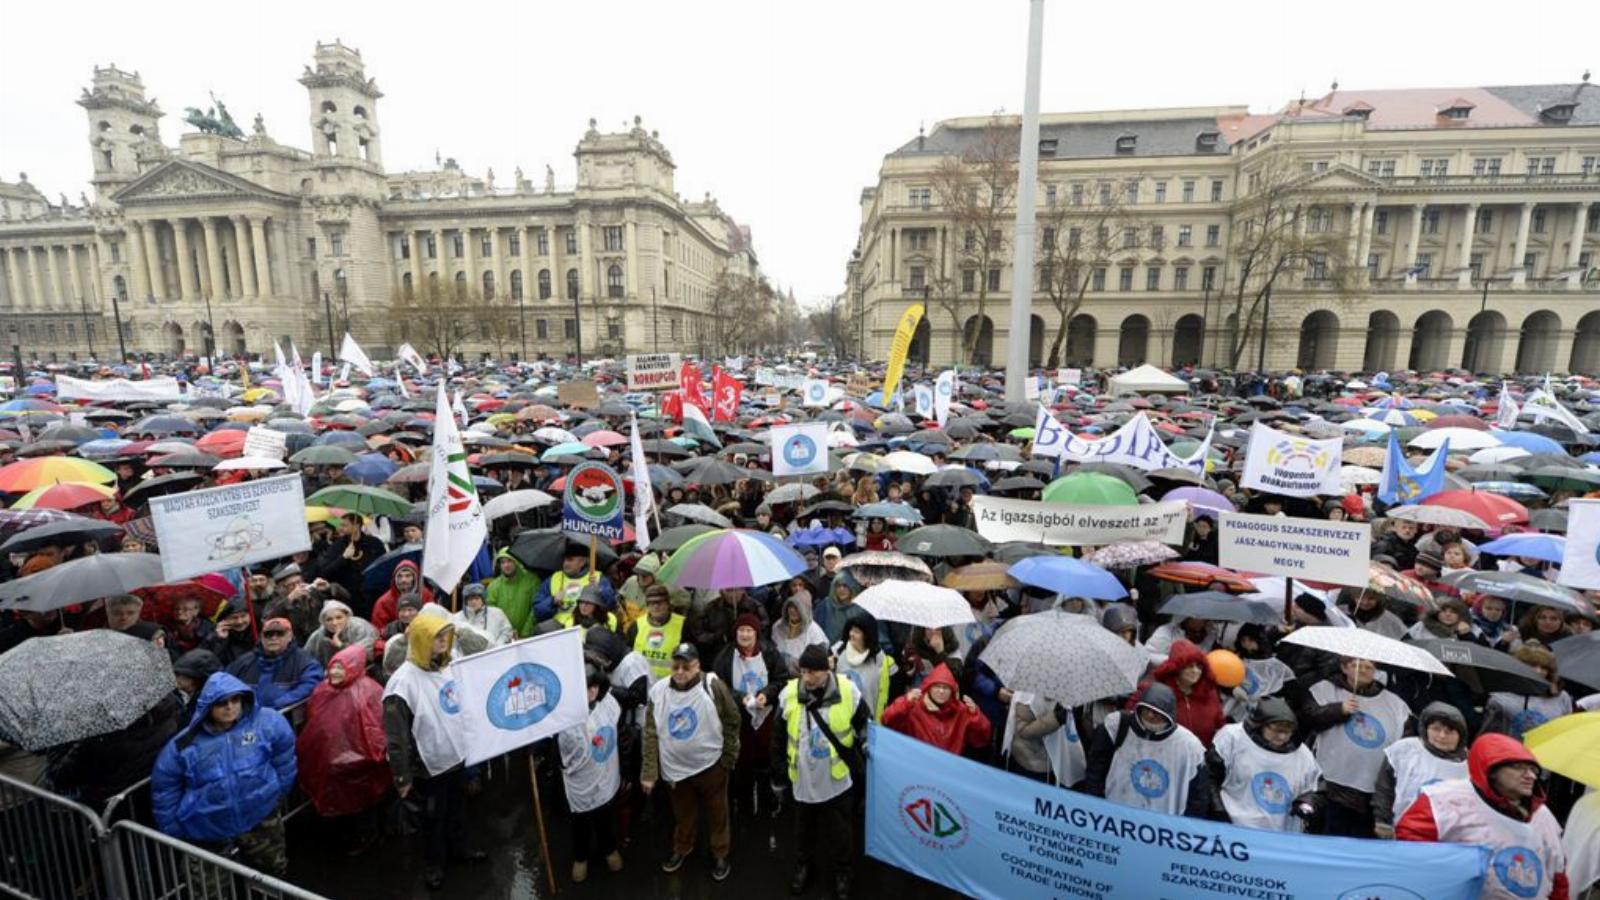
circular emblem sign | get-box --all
[565,462,623,525]
[485,663,562,730]
[782,433,818,468]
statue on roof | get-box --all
[514,166,529,193]
[252,113,267,136]
[182,92,244,139]
[545,164,555,192]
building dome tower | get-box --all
[298,40,382,166]
[78,65,163,202]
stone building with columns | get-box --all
[0,41,758,363]
[846,80,1600,375]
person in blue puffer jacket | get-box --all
[224,616,324,711]
[150,672,297,876]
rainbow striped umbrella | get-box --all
[11,482,117,511]
[0,457,117,493]
[657,528,808,590]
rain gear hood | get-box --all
[407,613,455,671]
[487,547,539,636]
[297,644,390,817]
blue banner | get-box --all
[865,724,1486,900]
[1378,431,1449,506]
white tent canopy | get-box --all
[1108,364,1190,394]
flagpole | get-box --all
[527,752,559,896]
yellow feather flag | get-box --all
[881,304,924,402]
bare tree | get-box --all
[389,278,517,363]
[1221,155,1356,370]
[807,294,852,359]
[928,117,1016,366]
[1037,186,1141,367]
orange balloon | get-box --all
[1207,649,1246,689]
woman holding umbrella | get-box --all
[1296,655,1413,838]
[1481,642,1573,741]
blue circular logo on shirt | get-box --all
[1250,771,1293,814]
[807,725,832,759]
[438,679,461,716]
[1491,846,1544,898]
[1130,759,1170,798]
[485,663,563,730]
[1242,667,1261,697]
[1343,712,1387,749]
[1510,709,1548,737]
[739,670,766,697]
[667,706,698,740]
[782,434,818,468]
[590,724,617,763]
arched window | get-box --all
[321,100,337,114]
[607,264,624,298]
[454,271,467,298]
[482,271,495,300]
[113,275,128,301]
[428,271,440,293]
[566,269,579,300]
[402,272,414,298]
[538,269,552,299]
[352,106,367,120]
[509,270,523,300]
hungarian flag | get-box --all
[422,381,486,594]
[681,401,722,450]
[712,369,742,422]
[680,360,707,410]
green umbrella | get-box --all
[289,445,361,466]
[1042,471,1138,506]
[1167,439,1226,462]
[306,484,414,518]
[1008,427,1037,439]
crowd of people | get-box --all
[0,355,1597,900]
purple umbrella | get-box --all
[1163,486,1234,518]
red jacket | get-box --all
[369,560,433,633]
[881,663,992,755]
[1151,639,1226,749]
[1397,733,1568,900]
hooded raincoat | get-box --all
[486,548,540,637]
[296,644,391,817]
[370,560,432,634]
[880,663,991,755]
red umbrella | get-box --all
[195,429,247,458]
[1421,489,1529,526]
[135,575,234,624]
[1148,561,1256,593]
[1426,415,1489,431]
[581,430,628,448]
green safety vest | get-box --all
[783,677,857,783]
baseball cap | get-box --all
[670,643,699,662]
[822,546,842,560]
[262,617,293,634]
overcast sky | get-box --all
[2,0,1594,308]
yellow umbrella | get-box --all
[241,387,278,404]
[304,505,348,524]
[485,413,517,428]
[1523,711,1600,787]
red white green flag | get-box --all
[423,381,486,593]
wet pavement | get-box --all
[286,753,956,900]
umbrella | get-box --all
[306,484,413,519]
[1363,563,1438,611]
[1493,431,1567,455]
[1470,481,1548,501]
[1550,633,1600,691]
[10,482,116,510]
[787,525,855,550]
[362,543,424,597]
[1523,712,1600,788]
[897,524,992,559]
[1521,466,1600,493]
[834,551,934,586]
[879,451,937,476]
[1158,591,1281,624]
[1085,540,1179,569]
[1409,428,1500,450]
[1420,490,1529,526]
[148,451,221,470]
[0,456,116,492]
[1042,472,1137,506]
[133,575,234,624]
[345,453,400,486]
[0,629,176,751]
[508,528,622,572]
[1410,639,1551,696]
[0,508,97,539]
[1529,508,1568,534]
[650,524,716,552]
[673,458,750,486]
[941,561,1018,592]
[289,445,361,466]
[1072,463,1153,493]
[1148,561,1256,593]
[852,580,975,629]
[122,472,205,507]
[656,528,808,590]
[978,610,1146,707]
[0,518,123,554]
[1442,570,1584,612]
[1162,486,1234,517]
[1478,533,1565,564]
[1456,464,1528,483]
[0,553,169,613]
[1278,626,1453,676]
[923,468,984,490]
[214,457,287,472]
[767,483,819,505]
[482,489,558,521]
[663,503,734,528]
[852,502,923,523]
[1007,555,1128,600]
[1384,504,1492,531]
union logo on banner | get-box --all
[485,662,562,730]
[562,461,625,540]
[1266,438,1330,470]
[897,785,969,849]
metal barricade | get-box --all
[0,773,120,900]
[110,820,327,900]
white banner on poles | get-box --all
[1240,422,1343,497]
[970,496,1188,546]
[771,422,831,477]
[1031,410,1208,473]
[55,375,183,403]
[452,627,588,766]
[1217,511,1371,586]
[148,475,310,582]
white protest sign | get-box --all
[1558,499,1600,590]
[1217,511,1370,586]
[1058,368,1082,386]
[55,374,183,403]
[626,353,682,391]
[148,475,311,582]
[801,379,830,408]
[970,496,1188,546]
[242,426,288,460]
[1032,411,1206,473]
[451,628,589,766]
[1240,422,1343,497]
[771,422,831,476]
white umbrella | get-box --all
[1409,428,1501,450]
[980,610,1146,707]
[483,488,558,521]
[767,483,819,505]
[1469,446,1533,465]
[1280,625,1453,676]
[1385,504,1491,530]
[1339,465,1382,490]
[853,580,975,629]
[214,456,288,471]
[881,450,937,475]
[532,426,579,445]
[1341,419,1392,435]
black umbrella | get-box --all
[0,553,168,613]
[650,524,716,552]
[1158,591,1280,624]
[1528,508,1568,533]
[923,468,984,490]
[1442,570,1584,612]
[1015,459,1058,478]
[1072,462,1153,492]
[990,475,1045,494]
[508,528,620,572]
[898,524,992,558]
[122,472,205,507]
[0,519,124,555]
[797,499,854,519]
[1411,638,1551,695]
[673,458,751,485]
[362,542,423,597]
[990,541,1054,565]
[1551,632,1600,691]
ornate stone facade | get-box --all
[0,41,759,362]
[847,82,1600,375]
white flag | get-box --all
[395,363,411,398]
[311,352,323,385]
[452,390,470,428]
[630,413,654,552]
[398,342,428,373]
[1496,382,1520,430]
[913,384,934,419]
[771,422,831,477]
[1030,405,1070,459]
[934,370,955,427]
[289,341,304,371]
[1559,499,1600,590]
[451,628,588,766]
[1522,388,1589,434]
[340,332,375,376]
[801,378,830,408]
[339,362,352,383]
[1240,421,1343,498]
[422,382,486,594]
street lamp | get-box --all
[78,294,97,361]
[110,284,129,363]
[321,290,338,360]
[571,284,583,366]
[651,286,659,353]
[516,284,528,363]
[201,290,217,366]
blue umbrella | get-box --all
[23,383,56,396]
[1479,533,1566,564]
[541,442,590,462]
[1492,431,1565,454]
[1582,451,1600,465]
[472,475,504,493]
[315,430,368,447]
[1007,556,1128,601]
[788,525,856,550]
[852,501,923,523]
[1471,481,1548,500]
[77,438,133,457]
[647,464,685,487]
[361,542,422,597]
[344,453,399,486]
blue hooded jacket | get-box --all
[149,672,297,842]
[225,641,323,710]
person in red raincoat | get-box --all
[1150,639,1227,749]
[881,663,991,755]
[296,644,390,853]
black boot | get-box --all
[790,862,811,895]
